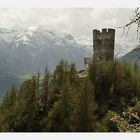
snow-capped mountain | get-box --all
[115,38,139,58]
[11,25,92,71]
[14,25,79,48]
[0,24,139,94]
[0,28,20,43]
[0,25,92,93]
[76,37,138,58]
[119,44,140,70]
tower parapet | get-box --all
[93,28,115,61]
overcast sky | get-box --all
[0,8,138,41]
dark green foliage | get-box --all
[95,111,118,132]
[0,59,140,132]
[89,60,140,116]
[75,79,96,131]
[0,85,17,131]
[89,60,114,116]
[43,84,76,131]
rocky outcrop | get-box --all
[110,108,140,132]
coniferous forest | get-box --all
[0,59,140,132]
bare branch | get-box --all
[116,7,140,40]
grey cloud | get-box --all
[0,8,137,40]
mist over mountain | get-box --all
[0,24,139,94]
[0,25,92,94]
[77,37,138,58]
[120,45,140,69]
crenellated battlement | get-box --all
[93,28,115,61]
[93,28,115,39]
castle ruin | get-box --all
[93,28,115,61]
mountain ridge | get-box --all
[0,24,139,94]
[0,25,92,94]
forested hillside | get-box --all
[0,60,140,132]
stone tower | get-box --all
[93,28,115,61]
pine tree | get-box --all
[0,85,17,131]
[75,79,96,131]
[43,83,76,132]
[41,67,50,114]
[13,77,39,131]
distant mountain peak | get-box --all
[13,25,79,48]
[10,24,22,31]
